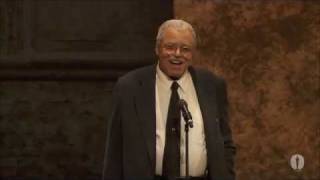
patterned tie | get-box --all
[162,81,181,177]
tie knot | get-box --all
[171,81,179,91]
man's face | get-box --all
[156,27,195,79]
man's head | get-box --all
[155,19,196,80]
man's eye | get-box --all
[182,47,191,52]
[166,44,174,48]
[164,45,175,50]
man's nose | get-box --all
[174,47,181,56]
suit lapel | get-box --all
[189,67,225,178]
[134,65,156,170]
[189,67,219,141]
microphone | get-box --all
[179,99,193,128]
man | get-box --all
[102,19,236,180]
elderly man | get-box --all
[102,19,236,180]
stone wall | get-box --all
[0,0,172,179]
[175,0,319,179]
[0,82,114,179]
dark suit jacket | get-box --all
[102,65,236,180]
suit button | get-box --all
[171,127,176,132]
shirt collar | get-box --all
[156,63,190,93]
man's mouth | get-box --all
[169,59,183,65]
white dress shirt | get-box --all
[155,64,207,176]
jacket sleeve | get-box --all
[217,78,237,179]
[102,82,123,180]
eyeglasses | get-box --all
[162,43,193,55]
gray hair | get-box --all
[156,19,197,47]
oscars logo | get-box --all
[290,154,304,171]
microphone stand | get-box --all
[179,99,193,179]
[183,113,193,179]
